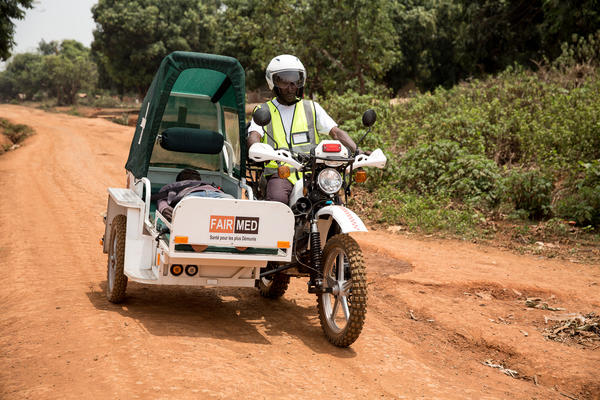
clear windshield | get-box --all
[149,93,240,172]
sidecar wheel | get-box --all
[317,234,367,347]
[258,263,290,299]
[106,215,128,303]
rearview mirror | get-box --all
[253,107,271,127]
[362,109,376,127]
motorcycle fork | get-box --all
[308,218,330,294]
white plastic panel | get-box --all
[315,205,368,233]
[346,148,387,172]
[170,197,294,250]
[123,207,155,278]
[108,188,144,208]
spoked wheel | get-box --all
[258,262,290,299]
[107,215,128,303]
[317,234,367,347]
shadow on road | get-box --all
[86,281,356,358]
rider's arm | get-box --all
[329,126,358,153]
[315,102,362,154]
[247,131,261,146]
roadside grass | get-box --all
[0,118,35,154]
[350,187,482,238]
[350,186,600,263]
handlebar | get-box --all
[248,142,386,172]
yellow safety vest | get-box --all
[257,99,320,184]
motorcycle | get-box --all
[247,108,387,347]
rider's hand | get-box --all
[356,147,372,156]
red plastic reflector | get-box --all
[323,143,342,152]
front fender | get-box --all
[315,206,367,248]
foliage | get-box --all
[540,0,600,60]
[386,1,600,93]
[202,0,399,95]
[554,160,600,227]
[382,66,600,170]
[91,0,220,95]
[296,0,399,95]
[0,0,33,60]
[0,40,97,105]
[41,40,98,105]
[503,168,553,220]
[396,140,464,194]
[331,60,600,231]
[390,140,501,207]
[88,94,122,108]
[0,117,34,145]
[2,0,598,96]
[0,52,43,100]
[553,31,600,69]
[351,187,480,236]
[438,154,502,208]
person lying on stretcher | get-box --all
[150,168,233,221]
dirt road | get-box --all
[1,104,598,399]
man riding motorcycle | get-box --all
[247,54,360,204]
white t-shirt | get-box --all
[248,98,337,143]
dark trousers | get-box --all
[266,175,293,204]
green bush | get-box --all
[320,63,600,238]
[503,168,553,220]
[554,160,600,227]
[438,154,502,208]
[90,94,122,108]
[0,118,35,144]
[396,140,464,194]
[317,90,399,187]
[353,187,480,236]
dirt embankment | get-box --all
[0,104,598,399]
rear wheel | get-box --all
[107,215,128,303]
[317,234,367,347]
[258,262,290,299]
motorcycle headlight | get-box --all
[317,168,343,194]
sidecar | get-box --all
[101,52,294,302]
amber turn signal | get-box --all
[278,165,290,179]
[170,264,183,276]
[174,236,188,244]
[355,169,367,183]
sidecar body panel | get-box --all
[171,197,293,252]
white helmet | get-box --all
[265,54,306,91]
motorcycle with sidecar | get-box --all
[101,51,386,347]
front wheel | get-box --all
[317,234,367,347]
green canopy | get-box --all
[125,51,247,179]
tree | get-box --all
[302,0,399,95]
[540,0,600,59]
[41,40,98,105]
[0,52,43,100]
[387,0,600,93]
[217,0,398,95]
[0,39,97,104]
[0,0,33,61]
[212,0,264,89]
[91,0,220,95]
